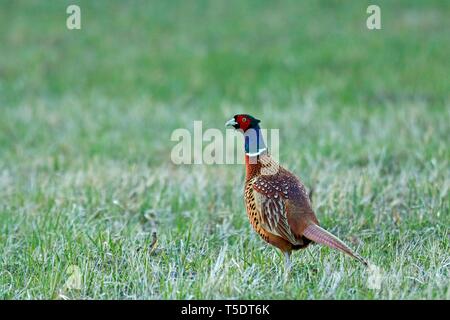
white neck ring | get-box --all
[246,148,267,157]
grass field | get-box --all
[0,0,449,299]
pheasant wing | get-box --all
[252,175,300,245]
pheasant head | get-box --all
[225,114,260,131]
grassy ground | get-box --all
[0,0,449,299]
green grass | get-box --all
[0,0,449,299]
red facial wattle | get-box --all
[236,115,251,132]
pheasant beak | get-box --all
[225,118,238,128]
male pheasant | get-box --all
[226,114,367,270]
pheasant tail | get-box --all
[303,224,368,266]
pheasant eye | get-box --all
[242,118,247,122]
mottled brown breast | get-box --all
[244,177,271,243]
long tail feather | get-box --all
[303,224,367,266]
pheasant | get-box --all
[225,114,367,270]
